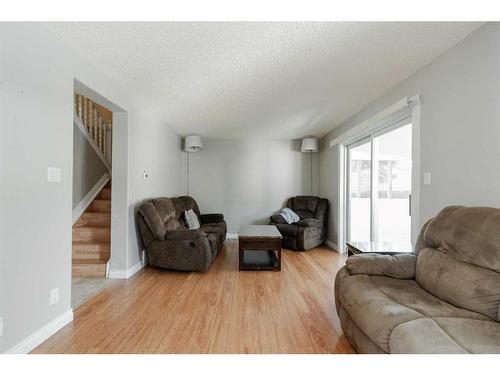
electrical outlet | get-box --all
[50,288,59,305]
[0,317,4,337]
[143,170,149,179]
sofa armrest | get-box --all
[199,213,224,224]
[346,253,417,279]
[165,229,207,241]
[269,214,287,224]
[297,218,323,228]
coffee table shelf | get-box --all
[242,250,279,270]
[238,225,282,271]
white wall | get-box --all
[188,138,319,234]
[319,23,500,248]
[0,23,184,353]
[127,105,185,268]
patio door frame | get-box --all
[345,116,413,244]
[332,95,421,253]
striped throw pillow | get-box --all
[184,209,200,230]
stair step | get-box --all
[89,199,111,213]
[72,242,110,261]
[74,212,111,227]
[98,188,111,200]
[72,260,107,277]
[72,226,110,242]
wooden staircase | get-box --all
[72,180,111,277]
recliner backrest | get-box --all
[171,196,201,221]
[415,206,500,321]
[287,196,328,223]
[138,196,201,241]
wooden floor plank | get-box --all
[32,240,355,354]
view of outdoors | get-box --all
[348,123,412,243]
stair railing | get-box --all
[74,94,112,170]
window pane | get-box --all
[348,141,371,242]
[374,124,412,243]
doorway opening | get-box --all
[346,119,413,246]
[71,93,114,309]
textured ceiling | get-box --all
[45,22,482,139]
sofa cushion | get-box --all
[346,253,417,279]
[269,214,287,224]
[294,210,315,219]
[138,198,181,240]
[171,196,201,224]
[152,198,181,233]
[165,228,206,241]
[274,223,298,237]
[390,318,500,354]
[337,274,422,352]
[336,271,491,352]
[199,213,224,224]
[390,318,467,353]
[297,218,323,228]
[290,196,319,213]
[201,222,226,250]
[138,201,166,240]
[416,247,500,321]
[424,205,500,272]
[313,198,329,222]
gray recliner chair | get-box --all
[269,196,329,251]
[137,196,226,272]
[335,205,500,353]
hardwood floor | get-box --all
[33,240,355,354]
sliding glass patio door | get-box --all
[347,120,412,244]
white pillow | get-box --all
[279,207,300,224]
[184,209,200,229]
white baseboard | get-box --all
[108,261,143,279]
[72,172,110,224]
[226,233,238,239]
[5,309,73,354]
[325,239,341,253]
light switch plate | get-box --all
[423,172,431,185]
[47,167,61,182]
[143,170,149,179]
[0,317,4,337]
[50,288,59,305]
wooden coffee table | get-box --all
[238,225,282,271]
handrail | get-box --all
[74,94,112,170]
[74,114,111,172]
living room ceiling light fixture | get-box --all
[301,138,318,196]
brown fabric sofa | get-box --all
[269,196,329,251]
[137,196,226,272]
[335,206,500,353]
